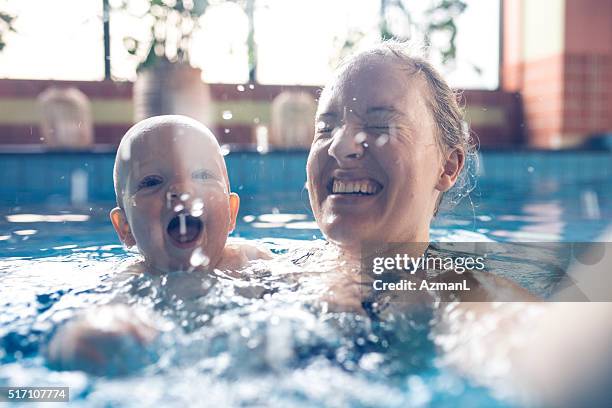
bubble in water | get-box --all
[190,247,210,268]
[222,110,233,120]
[174,204,184,212]
[191,199,204,217]
[376,134,389,147]
[236,85,245,92]
[220,145,230,156]
[354,132,367,144]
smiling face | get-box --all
[307,54,452,253]
[111,119,239,273]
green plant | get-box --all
[423,0,467,64]
[0,7,16,52]
[117,0,213,71]
[338,0,467,66]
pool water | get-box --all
[1,151,611,407]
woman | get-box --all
[302,41,612,407]
[299,41,530,310]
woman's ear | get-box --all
[228,193,240,232]
[110,207,136,247]
[435,148,465,192]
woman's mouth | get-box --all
[328,178,383,196]
[166,213,203,247]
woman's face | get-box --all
[307,55,448,252]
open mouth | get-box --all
[327,178,383,196]
[166,213,203,246]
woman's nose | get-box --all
[328,124,366,163]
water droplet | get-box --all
[220,145,230,156]
[354,132,367,144]
[174,204,184,212]
[248,84,255,90]
[236,85,245,92]
[363,142,369,148]
[190,247,210,267]
[352,97,357,101]
[222,110,233,120]
[120,141,131,161]
[376,134,389,146]
[178,213,187,235]
[180,193,190,202]
[224,128,230,134]
[253,117,260,124]
[191,199,204,217]
[527,166,534,173]
[316,121,327,131]
[243,215,255,222]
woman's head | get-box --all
[306,41,474,252]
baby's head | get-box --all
[111,115,239,273]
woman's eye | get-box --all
[364,125,391,134]
[137,175,163,190]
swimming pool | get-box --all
[1,150,611,407]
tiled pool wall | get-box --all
[1,150,611,206]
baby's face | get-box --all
[113,125,238,272]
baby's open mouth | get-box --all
[327,178,383,196]
[166,213,203,246]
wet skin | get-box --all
[111,124,239,273]
[307,55,461,254]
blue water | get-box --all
[1,151,611,407]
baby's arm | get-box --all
[217,239,273,272]
[45,304,161,376]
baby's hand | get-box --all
[217,240,273,272]
[45,304,160,376]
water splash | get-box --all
[178,213,187,236]
[191,199,204,217]
[189,247,210,268]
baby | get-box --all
[111,114,267,273]
[46,115,270,374]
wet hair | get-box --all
[337,40,478,216]
[113,115,228,209]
